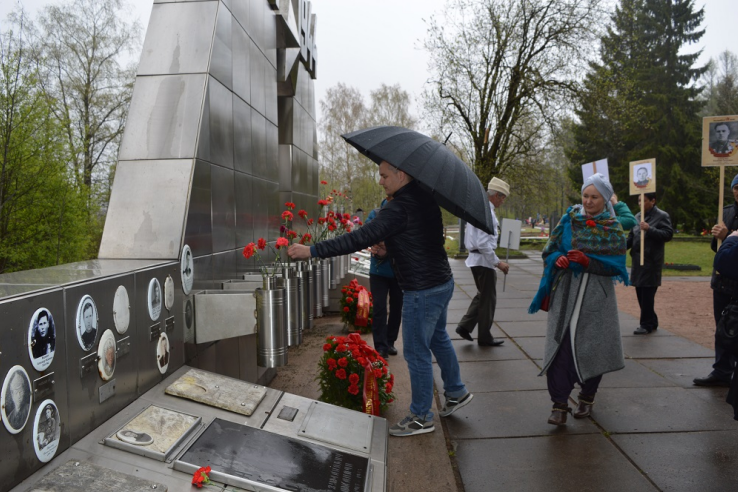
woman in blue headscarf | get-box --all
[529,174,629,425]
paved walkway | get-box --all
[439,256,738,492]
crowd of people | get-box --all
[289,163,738,434]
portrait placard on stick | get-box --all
[581,158,609,182]
[701,115,738,249]
[630,158,657,266]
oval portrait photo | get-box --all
[76,295,98,351]
[116,428,154,446]
[181,244,194,295]
[156,332,170,375]
[33,399,61,463]
[148,277,162,321]
[28,308,56,372]
[1,365,32,434]
[113,285,130,335]
[97,329,117,381]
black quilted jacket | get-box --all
[314,180,452,291]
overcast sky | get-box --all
[2,0,734,127]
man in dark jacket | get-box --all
[288,161,473,437]
[695,173,738,386]
[626,193,673,335]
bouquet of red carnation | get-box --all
[316,333,395,415]
[339,279,373,334]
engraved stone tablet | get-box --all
[105,405,200,461]
[165,368,267,416]
[29,460,167,491]
[175,419,369,492]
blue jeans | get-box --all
[402,278,467,419]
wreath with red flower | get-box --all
[339,279,373,334]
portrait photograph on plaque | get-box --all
[113,285,130,335]
[181,244,194,295]
[76,295,99,351]
[104,404,201,461]
[156,332,170,375]
[28,308,56,371]
[164,275,174,312]
[148,277,162,321]
[702,116,738,165]
[1,365,32,434]
[629,158,657,195]
[97,329,117,381]
[33,399,61,463]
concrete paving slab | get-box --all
[440,338,527,362]
[637,358,716,388]
[496,297,535,309]
[455,434,656,492]
[495,291,536,300]
[497,320,547,337]
[495,307,547,322]
[449,299,474,310]
[511,336,546,360]
[590,387,737,433]
[435,359,547,392]
[597,359,679,389]
[612,431,738,492]
[443,390,599,439]
[622,335,714,359]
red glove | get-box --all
[555,255,570,269]
[567,250,590,268]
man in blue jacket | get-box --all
[365,197,403,359]
[289,161,473,437]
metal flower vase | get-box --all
[296,262,313,330]
[312,259,323,318]
[321,258,331,308]
[329,256,338,289]
[254,282,287,368]
[277,268,302,347]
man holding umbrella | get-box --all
[290,130,490,437]
[456,177,510,346]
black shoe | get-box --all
[379,351,389,359]
[693,373,731,387]
[456,327,473,342]
[633,326,653,335]
[478,339,504,347]
[387,346,398,356]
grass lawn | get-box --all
[627,240,715,276]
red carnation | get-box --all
[321,180,328,185]
[299,233,312,244]
[282,210,294,221]
[349,373,360,385]
[242,243,256,259]
[343,307,350,312]
[338,357,348,367]
[276,237,289,248]
[586,220,596,227]
[327,358,337,370]
[348,384,359,395]
[257,238,267,250]
[336,343,347,352]
[323,343,333,351]
[346,297,353,304]
[284,202,295,209]
[335,368,347,380]
[298,209,308,219]
[373,368,383,378]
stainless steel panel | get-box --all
[251,178,269,246]
[234,172,254,250]
[196,83,211,160]
[307,71,316,118]
[275,0,299,49]
[194,290,256,344]
[208,77,235,169]
[278,145,292,192]
[250,44,266,117]
[233,97,253,174]
[230,0,250,37]
[135,263,184,396]
[263,0,277,70]
[0,289,69,491]
[251,108,267,179]
[232,18,251,105]
[184,159,212,256]
[249,0,265,53]
[264,179,280,243]
[137,2,217,76]
[265,64,278,126]
[64,275,138,443]
[210,3,233,90]
[215,334,241,379]
[278,97,293,144]
[237,335,258,382]
[118,74,207,161]
[211,249,238,282]
[265,121,279,182]
[191,254,214,292]
[210,165,236,252]
[99,160,194,259]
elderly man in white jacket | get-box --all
[456,177,510,346]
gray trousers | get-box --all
[458,266,497,344]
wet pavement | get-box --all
[438,255,738,492]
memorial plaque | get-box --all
[181,244,194,295]
[32,372,55,403]
[1,365,32,434]
[33,399,60,463]
[164,275,174,311]
[29,460,167,491]
[175,419,370,492]
[165,368,267,417]
[28,308,56,372]
[112,285,130,335]
[148,277,162,321]
[104,404,201,461]
[299,401,375,454]
[75,295,98,351]
[97,330,116,381]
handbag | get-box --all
[716,300,738,355]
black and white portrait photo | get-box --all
[157,332,170,375]
[634,165,652,188]
[1,365,32,434]
[28,308,56,371]
[116,428,154,446]
[33,399,60,463]
[148,278,162,321]
[97,329,117,381]
[76,295,98,351]
[709,121,736,156]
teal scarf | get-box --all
[528,205,629,313]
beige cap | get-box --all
[487,177,510,197]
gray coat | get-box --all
[540,259,625,381]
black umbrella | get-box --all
[341,126,495,234]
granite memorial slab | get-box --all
[29,460,167,491]
[165,367,267,416]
